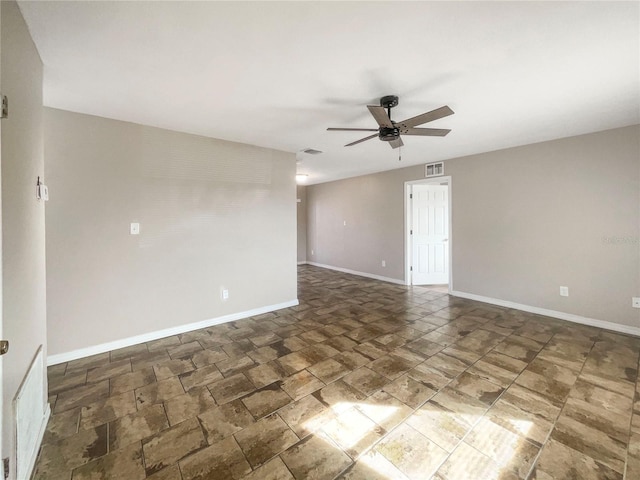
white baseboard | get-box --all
[306,262,406,286]
[451,290,640,337]
[297,261,307,265]
[47,299,299,365]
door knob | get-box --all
[0,340,8,356]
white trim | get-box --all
[404,177,453,291]
[21,404,50,480]
[13,345,51,480]
[306,262,405,285]
[47,299,299,365]
[297,261,307,265]
[451,290,640,337]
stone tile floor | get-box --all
[34,265,640,479]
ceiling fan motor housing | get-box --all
[380,95,399,108]
[379,126,400,141]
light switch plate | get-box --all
[559,286,569,297]
[36,183,48,201]
[130,223,140,235]
[633,297,640,308]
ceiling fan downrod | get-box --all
[380,95,399,121]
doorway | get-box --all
[405,177,452,290]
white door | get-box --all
[411,184,449,285]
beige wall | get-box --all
[1,0,47,471]
[307,125,640,329]
[297,185,307,263]
[307,167,412,280]
[45,108,297,357]
[448,125,639,327]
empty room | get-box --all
[1,1,639,479]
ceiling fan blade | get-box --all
[389,137,404,149]
[327,128,378,132]
[397,105,454,128]
[367,105,394,128]
[345,133,378,147]
[401,127,451,137]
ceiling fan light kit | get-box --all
[328,95,454,149]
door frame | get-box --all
[404,176,453,290]
[0,1,4,461]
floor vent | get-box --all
[14,346,49,480]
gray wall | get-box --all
[307,125,640,328]
[1,0,46,471]
[297,185,307,263]
[45,108,297,357]
[307,167,411,279]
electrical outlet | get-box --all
[311,249,314,256]
[381,260,386,267]
[343,220,347,226]
[130,223,140,235]
[633,297,640,308]
[560,286,569,297]
[221,288,229,301]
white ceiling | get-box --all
[18,1,640,184]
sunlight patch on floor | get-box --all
[302,398,535,479]
[316,408,379,453]
[358,449,409,479]
[503,417,534,438]
[349,402,400,424]
[469,417,535,471]
[303,401,399,451]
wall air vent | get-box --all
[302,148,323,155]
[425,162,444,178]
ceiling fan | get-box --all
[327,95,454,149]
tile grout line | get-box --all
[330,307,532,479]
[521,341,593,478]
[487,320,572,479]
[420,312,561,479]
[522,334,612,479]
[318,303,516,477]
[229,434,254,477]
[379,308,578,478]
[277,305,456,478]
